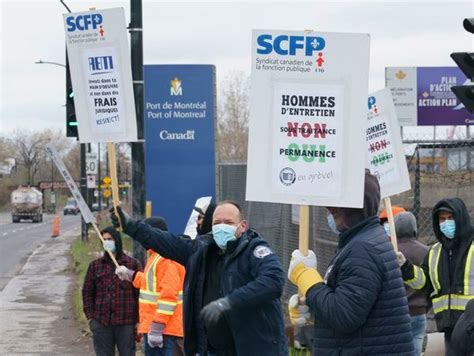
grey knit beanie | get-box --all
[394,211,417,238]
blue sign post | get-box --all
[144,65,216,232]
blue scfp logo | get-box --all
[256,34,325,56]
[368,96,377,110]
[66,13,103,32]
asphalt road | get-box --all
[0,212,81,290]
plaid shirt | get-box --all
[82,253,142,326]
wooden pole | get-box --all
[384,197,398,251]
[298,205,310,256]
[298,205,310,299]
[107,142,123,231]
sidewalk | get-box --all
[0,231,93,355]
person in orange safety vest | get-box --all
[116,216,185,356]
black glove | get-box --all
[109,206,131,229]
[200,297,231,325]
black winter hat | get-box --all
[144,216,168,231]
[333,169,381,230]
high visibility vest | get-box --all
[406,241,474,315]
[133,251,185,336]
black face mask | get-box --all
[196,226,202,235]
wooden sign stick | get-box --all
[107,142,123,231]
[298,205,310,256]
[384,197,398,251]
[298,205,310,299]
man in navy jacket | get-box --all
[288,170,414,355]
[111,201,287,356]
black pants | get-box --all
[444,328,453,356]
[90,319,135,356]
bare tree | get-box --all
[64,142,81,180]
[217,71,250,162]
[10,129,71,185]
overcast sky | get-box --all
[0,0,472,136]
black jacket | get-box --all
[307,216,414,355]
[401,198,473,331]
[124,221,288,356]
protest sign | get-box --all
[366,88,411,199]
[46,145,95,224]
[246,30,370,208]
[63,8,137,143]
[46,144,119,266]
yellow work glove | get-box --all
[288,250,323,295]
[288,294,310,326]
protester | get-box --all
[82,226,142,356]
[379,205,405,236]
[391,211,430,356]
[398,197,474,354]
[116,216,185,356]
[288,170,414,355]
[194,201,216,236]
[110,201,287,356]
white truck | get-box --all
[11,186,43,223]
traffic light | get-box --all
[450,18,474,114]
[66,54,78,138]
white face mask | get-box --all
[212,223,237,249]
[103,240,116,252]
[327,214,339,234]
[383,222,390,236]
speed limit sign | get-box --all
[85,153,98,174]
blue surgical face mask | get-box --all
[440,220,456,239]
[212,223,237,249]
[103,240,116,252]
[383,222,391,236]
[327,214,339,234]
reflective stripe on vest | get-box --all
[139,290,160,305]
[406,265,426,289]
[157,300,177,315]
[428,241,474,315]
[146,255,161,291]
[139,255,162,305]
[432,294,474,313]
[429,241,474,297]
[429,243,442,296]
[465,242,474,295]
[156,291,183,315]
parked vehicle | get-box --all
[63,198,79,215]
[11,186,43,223]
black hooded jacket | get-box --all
[198,202,216,235]
[402,197,474,331]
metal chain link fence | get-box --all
[217,137,473,305]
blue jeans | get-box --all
[144,334,177,356]
[410,314,427,356]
